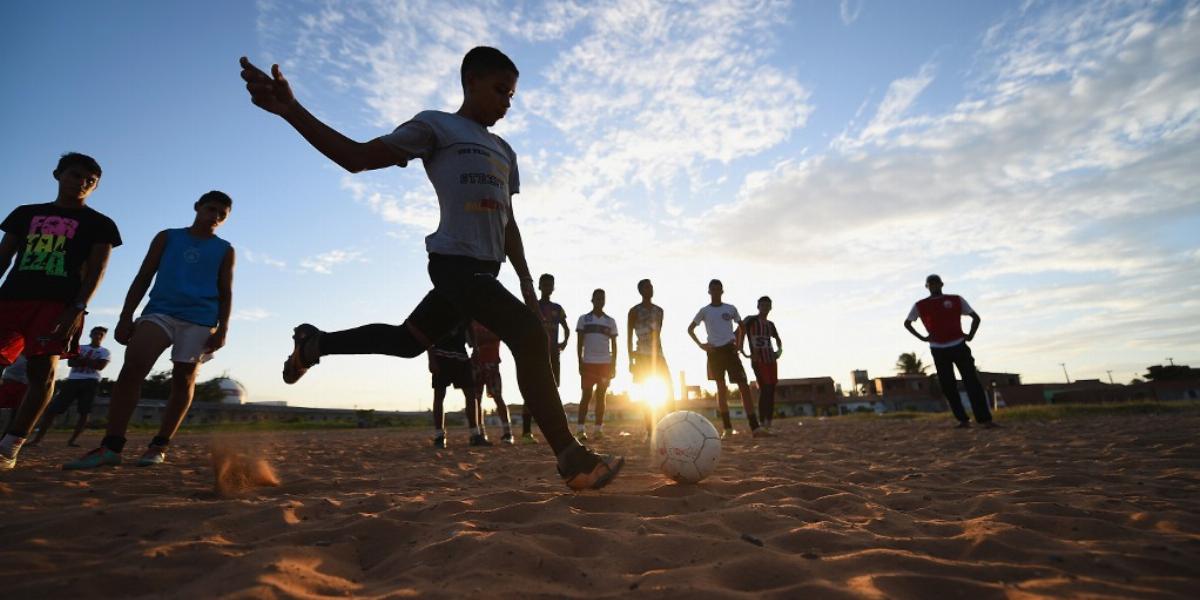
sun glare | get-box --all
[633,378,671,410]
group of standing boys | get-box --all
[0,152,236,471]
[460,275,787,445]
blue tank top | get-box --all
[143,228,231,326]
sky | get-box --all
[1,0,1197,413]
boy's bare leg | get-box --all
[593,381,609,432]
[4,356,59,438]
[152,361,199,443]
[66,412,89,446]
[736,381,757,426]
[715,383,733,432]
[491,389,512,441]
[577,384,592,435]
[104,322,173,442]
[0,355,60,464]
[432,386,447,431]
[28,406,60,446]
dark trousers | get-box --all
[931,342,992,423]
[319,254,574,453]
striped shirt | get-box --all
[741,315,778,364]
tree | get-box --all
[1144,364,1199,381]
[895,352,928,375]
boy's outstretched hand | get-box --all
[240,57,296,116]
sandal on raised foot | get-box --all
[282,324,322,384]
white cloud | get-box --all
[299,249,366,274]
[839,0,864,25]
[690,0,1200,381]
[242,248,288,270]
[232,307,274,321]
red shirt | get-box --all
[910,295,974,347]
[470,322,502,364]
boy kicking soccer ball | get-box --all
[239,47,622,490]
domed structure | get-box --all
[214,377,248,405]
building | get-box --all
[772,377,840,417]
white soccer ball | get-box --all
[653,411,721,483]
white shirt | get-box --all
[68,345,110,380]
[1,355,28,384]
[577,313,618,364]
[693,303,741,347]
[378,111,520,263]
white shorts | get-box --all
[138,313,215,364]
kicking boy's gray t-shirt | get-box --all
[378,110,519,262]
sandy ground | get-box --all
[1,414,1198,599]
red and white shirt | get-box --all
[907,295,975,348]
[741,315,778,364]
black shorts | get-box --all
[706,344,747,384]
[49,378,99,416]
[430,356,474,390]
[631,351,670,384]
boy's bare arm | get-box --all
[0,232,17,280]
[207,247,235,353]
[53,242,113,343]
[503,209,538,312]
[116,231,168,344]
[239,57,401,173]
[626,308,635,365]
[558,316,570,350]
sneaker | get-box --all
[433,434,447,449]
[282,324,322,384]
[558,446,625,491]
[720,428,738,440]
[0,448,15,470]
[592,429,605,441]
[751,427,773,438]
[954,421,971,429]
[63,447,122,470]
[500,432,515,445]
[576,431,588,442]
[469,434,493,447]
[136,445,168,467]
[520,432,539,445]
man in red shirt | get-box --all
[904,274,996,428]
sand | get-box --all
[1,414,1198,599]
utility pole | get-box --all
[1059,363,1071,384]
[1105,370,1114,384]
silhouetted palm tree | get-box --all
[895,352,928,375]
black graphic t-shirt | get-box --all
[0,203,122,302]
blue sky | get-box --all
[2,0,1197,412]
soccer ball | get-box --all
[653,411,721,483]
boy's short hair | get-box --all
[637,278,651,293]
[539,273,554,284]
[195,190,233,210]
[55,152,102,177]
[758,296,772,305]
[592,288,605,297]
[709,279,723,288]
[461,46,519,83]
[91,326,108,334]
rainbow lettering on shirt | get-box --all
[19,215,79,277]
